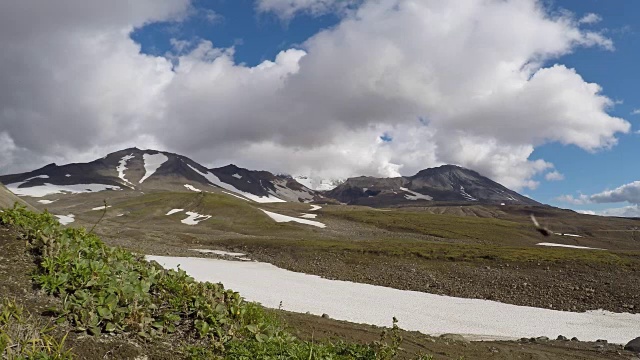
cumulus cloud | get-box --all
[632,109,640,115]
[0,0,631,191]
[590,181,640,204]
[545,171,565,181]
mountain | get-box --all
[0,148,321,203]
[0,182,37,211]
[292,175,345,191]
[327,165,539,206]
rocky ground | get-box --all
[2,225,639,359]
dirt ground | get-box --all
[2,225,638,359]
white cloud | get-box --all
[578,206,640,218]
[557,194,591,205]
[256,0,360,19]
[590,181,640,204]
[0,0,631,192]
[545,171,565,181]
[578,13,602,25]
[632,109,640,115]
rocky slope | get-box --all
[327,165,539,206]
[0,148,321,203]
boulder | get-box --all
[625,337,640,352]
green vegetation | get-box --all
[212,236,637,266]
[0,205,423,359]
[324,208,536,243]
[0,299,73,359]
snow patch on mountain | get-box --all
[187,164,285,203]
[139,153,168,184]
[221,191,251,202]
[184,184,202,192]
[309,205,322,211]
[6,183,121,198]
[91,205,112,211]
[117,154,135,187]
[232,173,242,179]
[271,179,314,202]
[400,187,432,201]
[37,199,56,204]
[260,209,326,228]
[55,214,75,225]
[299,213,317,219]
[460,186,478,201]
[166,209,184,215]
[294,176,343,191]
[181,211,211,225]
[537,243,602,250]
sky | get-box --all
[0,0,638,216]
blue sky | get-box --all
[0,0,638,215]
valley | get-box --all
[1,148,640,359]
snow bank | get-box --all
[184,184,202,192]
[146,255,640,344]
[91,205,111,211]
[537,243,603,250]
[181,211,211,225]
[299,213,317,219]
[309,205,322,211]
[166,209,184,216]
[260,209,326,228]
[139,153,168,183]
[37,200,56,204]
[221,191,251,201]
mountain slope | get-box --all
[0,148,320,203]
[327,165,539,206]
[0,182,37,211]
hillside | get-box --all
[327,165,539,206]
[0,182,37,211]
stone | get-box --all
[557,335,568,341]
[536,336,549,342]
[625,337,640,352]
[321,313,330,319]
[571,337,579,342]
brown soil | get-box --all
[2,224,638,359]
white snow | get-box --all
[191,249,246,257]
[6,183,121,198]
[221,191,251,202]
[166,209,184,216]
[537,243,603,250]
[232,173,242,179]
[117,154,135,186]
[146,256,640,344]
[55,214,75,225]
[187,164,285,203]
[562,233,582,238]
[460,186,478,201]
[37,200,56,204]
[299,213,317,219]
[260,209,326,228]
[139,153,168,183]
[293,175,313,189]
[184,184,202,192]
[181,211,211,225]
[309,205,322,211]
[399,187,433,201]
[65,174,71,177]
[91,205,112,211]
[116,214,125,217]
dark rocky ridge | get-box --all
[327,164,539,206]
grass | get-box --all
[111,192,307,236]
[323,208,538,244]
[0,299,73,359]
[0,205,424,359]
[211,236,639,266]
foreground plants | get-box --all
[0,205,422,359]
[0,299,73,359]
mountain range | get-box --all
[0,147,539,207]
